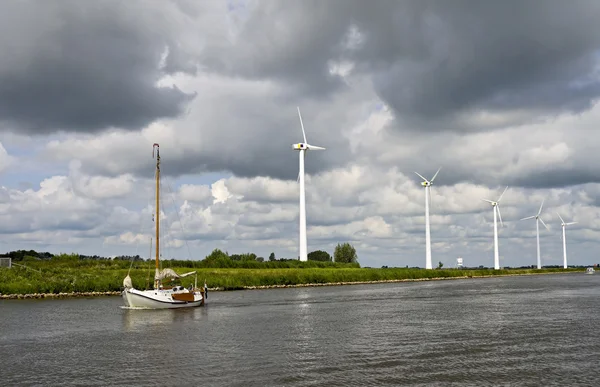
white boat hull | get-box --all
[122,288,204,309]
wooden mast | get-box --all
[153,143,160,289]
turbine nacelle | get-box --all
[561,222,577,227]
[483,199,499,207]
[415,167,441,189]
[557,213,577,227]
[520,199,549,230]
[482,186,508,208]
[482,186,508,228]
[292,143,325,151]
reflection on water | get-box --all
[121,307,207,332]
[1,274,599,386]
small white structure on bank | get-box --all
[457,257,463,268]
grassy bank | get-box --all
[0,260,584,296]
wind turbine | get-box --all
[293,107,325,262]
[557,213,577,269]
[520,200,549,269]
[482,186,508,270]
[415,167,441,270]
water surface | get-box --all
[1,274,598,386]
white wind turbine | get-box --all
[520,200,549,269]
[293,107,325,262]
[415,167,441,270]
[482,186,508,270]
[557,213,577,269]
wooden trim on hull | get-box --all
[172,292,195,302]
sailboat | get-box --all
[121,143,206,309]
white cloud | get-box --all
[69,160,135,200]
[1,160,600,267]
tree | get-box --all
[333,243,358,263]
[437,261,444,269]
[268,252,276,261]
[241,253,257,261]
[204,248,229,262]
[308,250,332,262]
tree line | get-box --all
[0,243,359,265]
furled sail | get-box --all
[123,274,133,289]
[154,268,196,281]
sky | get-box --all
[1,0,600,268]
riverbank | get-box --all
[0,291,122,300]
[0,268,584,299]
[241,269,584,289]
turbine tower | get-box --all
[293,107,325,261]
[482,186,508,270]
[520,200,549,269]
[415,167,441,270]
[557,213,577,269]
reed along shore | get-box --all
[0,263,584,299]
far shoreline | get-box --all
[0,269,583,300]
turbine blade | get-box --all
[556,212,565,224]
[414,171,428,182]
[497,186,509,202]
[538,199,544,216]
[297,106,308,144]
[539,217,549,230]
[482,199,494,204]
[429,186,433,209]
[430,167,442,183]
[497,205,504,227]
[520,215,535,221]
[307,144,325,150]
[566,222,577,225]
[297,171,300,183]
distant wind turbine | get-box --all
[557,213,577,269]
[415,167,441,270]
[520,200,549,269]
[482,186,508,270]
[293,107,325,262]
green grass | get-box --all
[0,260,584,295]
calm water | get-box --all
[1,274,599,386]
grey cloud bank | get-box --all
[0,0,197,134]
[204,0,600,131]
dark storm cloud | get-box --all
[363,0,600,130]
[0,1,196,135]
[201,1,351,98]
[204,0,600,131]
[510,169,600,190]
